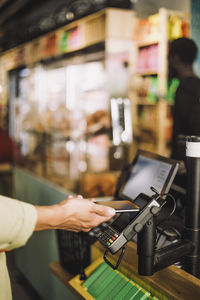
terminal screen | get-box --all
[119,154,175,201]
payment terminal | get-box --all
[98,192,163,254]
[97,150,179,268]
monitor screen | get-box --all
[118,150,179,201]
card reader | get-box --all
[98,193,164,254]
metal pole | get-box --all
[184,136,200,277]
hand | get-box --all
[35,195,116,232]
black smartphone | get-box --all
[95,200,139,213]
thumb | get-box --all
[93,203,116,217]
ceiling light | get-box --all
[65,12,74,21]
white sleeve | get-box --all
[0,195,37,251]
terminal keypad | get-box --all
[99,227,119,247]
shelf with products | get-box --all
[4,8,136,198]
[133,104,158,144]
[131,8,189,156]
[136,40,159,48]
[137,44,159,75]
[135,99,157,106]
[0,7,135,71]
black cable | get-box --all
[150,186,177,216]
[150,187,178,248]
[156,193,182,248]
[156,192,177,227]
[166,193,177,217]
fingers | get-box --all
[61,195,115,232]
[89,213,114,230]
[92,203,116,218]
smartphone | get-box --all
[95,200,139,213]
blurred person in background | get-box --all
[168,37,200,163]
[168,38,200,212]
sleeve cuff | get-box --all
[13,201,37,248]
[0,196,37,251]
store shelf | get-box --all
[1,7,135,196]
[131,7,189,156]
[136,98,158,105]
[0,8,134,70]
[138,71,158,76]
[137,40,159,48]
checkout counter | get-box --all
[13,137,200,300]
[50,241,200,300]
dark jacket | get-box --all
[171,76,200,161]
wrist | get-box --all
[34,204,61,231]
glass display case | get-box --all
[6,8,135,197]
[8,57,133,196]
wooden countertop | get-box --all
[50,241,200,300]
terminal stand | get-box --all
[137,136,200,278]
[137,215,194,276]
[105,190,197,278]
[137,216,156,276]
[103,136,200,279]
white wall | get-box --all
[133,0,190,18]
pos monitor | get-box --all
[117,149,179,201]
